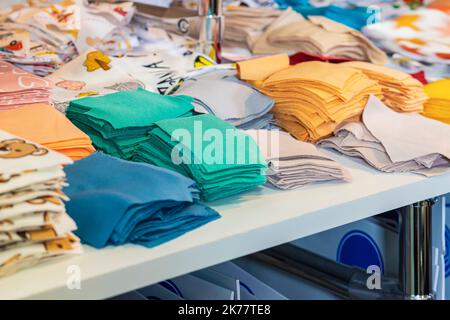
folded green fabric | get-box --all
[66,88,195,159]
[134,114,267,201]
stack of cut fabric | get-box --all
[0,103,95,160]
[0,61,53,109]
[2,0,136,75]
[422,79,450,124]
[174,73,275,129]
[318,96,450,177]
[246,129,351,189]
[0,130,81,278]
[238,57,382,142]
[64,153,220,248]
[134,114,267,201]
[246,8,387,65]
[341,61,428,112]
[223,6,282,48]
[67,89,195,159]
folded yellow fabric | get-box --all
[0,103,95,160]
[237,54,290,81]
[340,61,428,113]
[422,79,450,124]
[256,61,382,142]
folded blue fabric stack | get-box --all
[64,152,220,248]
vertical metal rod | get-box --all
[399,199,434,300]
[197,0,223,63]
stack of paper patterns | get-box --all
[245,60,382,142]
[0,61,53,109]
[67,89,194,160]
[422,79,450,124]
[247,8,387,65]
[341,61,428,112]
[134,114,267,201]
[246,129,351,189]
[175,74,275,129]
[0,103,95,161]
[318,96,450,177]
[64,153,220,248]
[0,130,81,278]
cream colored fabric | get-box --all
[0,130,81,278]
[341,61,428,112]
[423,79,450,124]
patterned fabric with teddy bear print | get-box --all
[0,129,82,278]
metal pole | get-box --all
[197,0,223,63]
[399,199,434,300]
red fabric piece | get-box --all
[289,51,351,65]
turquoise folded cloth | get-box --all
[134,114,267,201]
[66,88,195,159]
[64,152,220,248]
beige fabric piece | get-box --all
[237,54,290,81]
[251,61,382,142]
[318,96,450,177]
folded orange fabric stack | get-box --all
[0,61,53,109]
[238,56,382,142]
[0,103,95,160]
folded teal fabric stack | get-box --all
[66,88,195,159]
[134,114,267,201]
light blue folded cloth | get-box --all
[64,152,220,248]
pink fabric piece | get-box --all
[0,61,53,108]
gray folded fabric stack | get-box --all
[318,96,450,177]
[175,74,274,129]
[247,129,351,189]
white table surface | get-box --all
[1,150,449,299]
